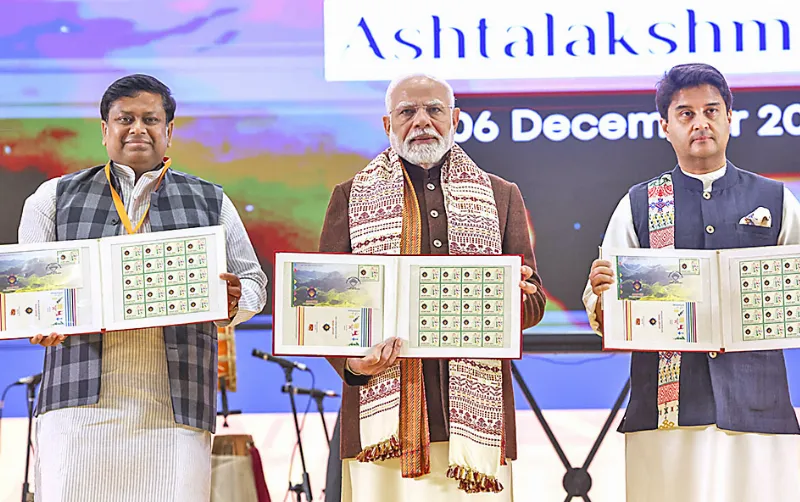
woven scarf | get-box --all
[647,173,681,429]
[349,144,506,493]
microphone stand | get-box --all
[313,394,331,449]
[282,385,335,449]
[21,381,37,502]
[216,377,241,428]
[283,366,312,502]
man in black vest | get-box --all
[584,64,800,501]
[19,74,267,501]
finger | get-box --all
[362,353,378,368]
[590,273,615,285]
[519,281,538,295]
[590,274,615,288]
[219,273,241,286]
[378,341,394,365]
[386,339,402,366]
[590,265,614,275]
[42,334,61,347]
[592,259,613,269]
[593,284,612,295]
[520,265,533,281]
[590,269,615,283]
[30,334,43,345]
[364,343,384,366]
[227,286,242,299]
[591,283,613,296]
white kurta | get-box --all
[19,164,267,502]
[342,442,513,502]
[582,166,800,501]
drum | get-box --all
[217,325,237,392]
[212,434,253,457]
[212,435,267,502]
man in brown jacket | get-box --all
[319,73,546,501]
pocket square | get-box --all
[739,207,772,228]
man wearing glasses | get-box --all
[318,73,546,501]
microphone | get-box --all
[15,374,42,386]
[251,349,308,372]
[281,384,340,399]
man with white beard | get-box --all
[318,74,546,501]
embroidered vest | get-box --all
[620,163,799,435]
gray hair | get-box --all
[384,73,456,114]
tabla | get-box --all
[211,435,272,502]
[218,324,237,392]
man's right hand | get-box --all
[29,333,66,347]
[346,337,403,376]
[589,259,615,296]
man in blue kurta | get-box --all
[583,63,800,501]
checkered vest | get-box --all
[37,164,224,433]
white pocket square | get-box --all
[739,207,772,228]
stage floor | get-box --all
[0,409,629,502]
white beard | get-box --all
[390,126,454,166]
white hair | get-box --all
[384,73,456,114]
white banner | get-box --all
[324,0,800,83]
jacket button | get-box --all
[430,210,439,218]
[709,351,718,358]
[433,239,443,248]
[703,191,712,200]
[706,225,715,234]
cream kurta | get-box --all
[583,166,800,501]
[19,163,267,502]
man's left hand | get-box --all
[220,273,242,318]
[519,265,538,296]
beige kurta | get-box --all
[625,425,800,502]
[34,329,213,502]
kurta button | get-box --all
[426,183,436,191]
[703,191,712,200]
[433,239,443,248]
[431,210,439,218]
[706,225,715,234]
[709,351,718,358]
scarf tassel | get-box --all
[356,435,402,463]
[446,464,504,494]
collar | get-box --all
[399,150,450,181]
[671,160,738,193]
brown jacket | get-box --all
[318,160,546,460]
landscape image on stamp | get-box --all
[291,263,383,309]
[0,249,83,294]
[616,256,703,302]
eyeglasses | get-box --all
[391,104,454,122]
